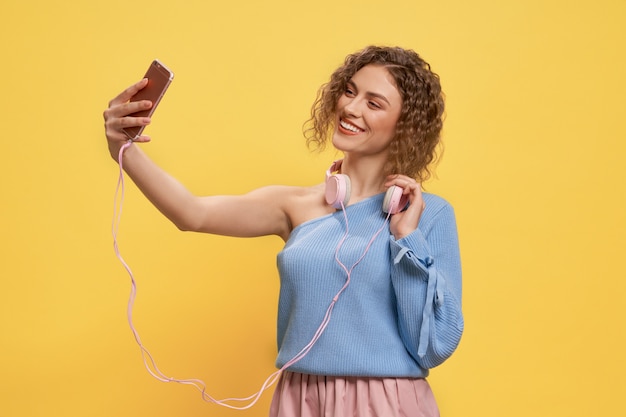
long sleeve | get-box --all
[389,196,464,369]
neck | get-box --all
[339,155,388,198]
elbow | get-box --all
[171,214,203,233]
[175,222,193,232]
[174,219,200,232]
[419,318,464,369]
[168,201,206,232]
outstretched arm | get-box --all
[103,79,291,240]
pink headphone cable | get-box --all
[112,141,391,409]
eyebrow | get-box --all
[347,80,392,105]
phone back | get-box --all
[123,60,174,140]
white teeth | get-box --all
[340,120,361,132]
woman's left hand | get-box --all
[385,175,425,240]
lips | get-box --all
[338,118,365,134]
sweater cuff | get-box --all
[390,229,431,269]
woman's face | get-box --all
[332,64,402,157]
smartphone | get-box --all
[123,59,174,140]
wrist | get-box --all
[109,140,134,162]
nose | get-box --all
[343,97,362,118]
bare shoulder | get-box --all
[255,183,333,233]
[287,183,334,231]
[245,184,317,203]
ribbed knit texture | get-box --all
[276,192,464,378]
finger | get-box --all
[106,130,151,144]
[385,175,418,191]
[117,116,151,130]
[385,174,414,183]
[408,182,422,194]
[107,78,149,108]
[131,135,151,143]
[104,115,151,141]
[104,98,153,122]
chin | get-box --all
[331,133,349,152]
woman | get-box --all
[104,45,463,417]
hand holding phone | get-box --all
[123,59,174,140]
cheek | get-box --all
[387,109,403,133]
[334,94,348,117]
[377,114,400,136]
[335,94,348,109]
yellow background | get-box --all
[1,0,624,416]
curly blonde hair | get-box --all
[304,46,445,182]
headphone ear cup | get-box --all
[382,185,408,214]
[325,174,351,209]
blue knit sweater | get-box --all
[275,192,463,378]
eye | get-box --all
[344,87,356,97]
[368,100,382,109]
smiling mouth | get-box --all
[339,118,365,133]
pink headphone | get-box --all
[325,160,408,214]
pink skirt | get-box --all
[269,372,439,417]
